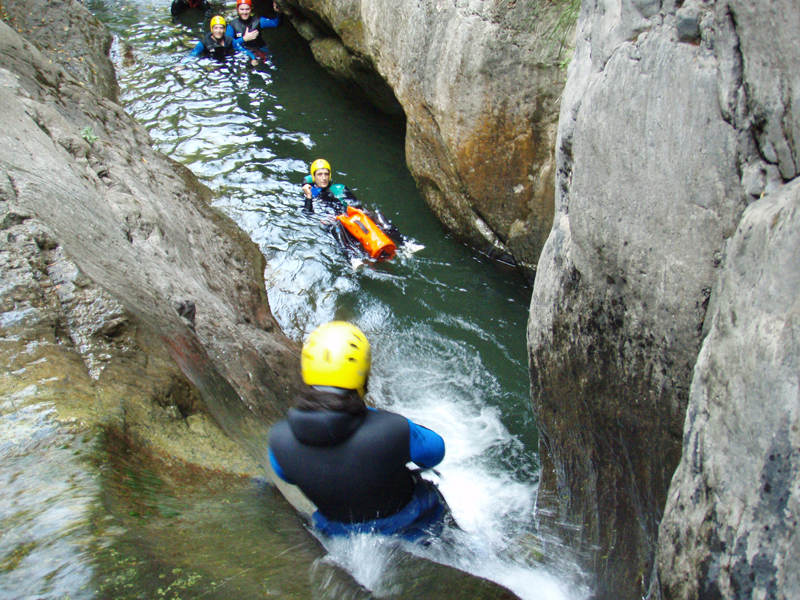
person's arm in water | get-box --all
[324,184,360,211]
[231,36,258,60]
[341,186,359,207]
[407,419,445,468]
[189,40,207,57]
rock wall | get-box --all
[279,0,569,276]
[0,2,304,472]
[2,0,119,102]
[657,178,800,600]
[527,0,799,598]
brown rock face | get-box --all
[279,0,568,278]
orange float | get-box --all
[336,206,397,260]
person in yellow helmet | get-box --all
[268,322,451,542]
[301,158,360,215]
[300,159,403,259]
[188,16,236,60]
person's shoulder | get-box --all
[365,407,406,422]
[268,417,291,439]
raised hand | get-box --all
[243,26,259,42]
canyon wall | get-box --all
[527,0,799,598]
[1,0,304,471]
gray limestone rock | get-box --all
[0,12,303,471]
[657,179,800,600]
[528,0,799,597]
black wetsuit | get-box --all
[171,0,210,18]
[301,178,403,256]
[268,407,446,534]
[190,32,235,60]
[301,179,358,215]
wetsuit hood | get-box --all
[287,408,363,446]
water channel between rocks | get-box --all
[19,0,589,597]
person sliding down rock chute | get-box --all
[301,159,403,261]
[268,322,453,542]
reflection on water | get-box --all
[39,0,589,597]
[93,428,324,599]
[0,404,96,600]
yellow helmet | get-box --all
[301,322,371,397]
[210,15,226,29]
[310,159,331,178]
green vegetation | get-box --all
[550,0,581,63]
[81,126,99,145]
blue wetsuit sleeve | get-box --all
[232,38,257,60]
[269,448,293,483]
[260,15,281,28]
[225,25,234,39]
[189,41,205,57]
[407,419,445,468]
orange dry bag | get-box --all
[336,206,397,260]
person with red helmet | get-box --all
[226,0,281,66]
[170,0,211,19]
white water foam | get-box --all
[321,320,591,600]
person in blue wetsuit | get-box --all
[268,321,451,542]
[189,16,235,60]
[226,0,281,66]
